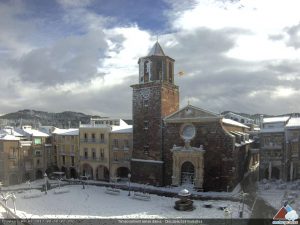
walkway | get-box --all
[240,168,277,224]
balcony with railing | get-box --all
[80,156,107,163]
[112,145,130,151]
[80,138,106,144]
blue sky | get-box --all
[1,0,300,117]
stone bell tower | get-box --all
[130,42,179,186]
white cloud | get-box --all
[169,0,300,61]
[272,87,298,98]
[56,0,94,9]
[100,26,153,86]
[2,0,300,117]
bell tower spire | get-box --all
[131,41,179,186]
[138,41,175,84]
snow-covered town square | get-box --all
[2,0,300,224]
[0,179,251,220]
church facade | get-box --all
[131,42,255,191]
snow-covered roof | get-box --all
[39,126,56,135]
[148,42,165,56]
[17,127,49,137]
[222,118,249,129]
[111,126,132,133]
[1,127,25,137]
[263,116,290,124]
[0,133,20,141]
[53,128,79,136]
[131,158,163,164]
[286,118,300,128]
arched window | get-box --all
[168,62,173,83]
[144,60,150,82]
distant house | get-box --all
[259,116,290,181]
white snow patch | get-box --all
[4,185,250,219]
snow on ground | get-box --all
[0,204,6,217]
[257,180,300,212]
[1,179,68,191]
[2,178,241,198]
[2,185,250,219]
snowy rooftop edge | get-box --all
[131,158,163,164]
[222,118,249,129]
[263,116,290,123]
[286,117,300,128]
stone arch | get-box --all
[144,60,150,82]
[96,165,109,181]
[271,167,280,179]
[35,170,43,179]
[180,161,195,185]
[264,168,269,179]
[116,167,130,178]
[82,163,93,179]
[9,174,18,185]
[70,168,77,179]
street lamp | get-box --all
[80,176,86,189]
[44,173,48,194]
[128,173,131,196]
[239,191,248,218]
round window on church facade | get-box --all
[180,123,196,141]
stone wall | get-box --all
[131,82,179,185]
[163,120,241,191]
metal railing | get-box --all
[80,138,106,144]
[80,156,107,163]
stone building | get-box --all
[259,116,290,181]
[109,126,132,180]
[285,118,300,181]
[0,132,33,185]
[79,122,110,180]
[163,105,254,191]
[15,126,50,180]
[131,42,179,186]
[131,42,255,191]
[0,134,22,185]
[53,128,79,178]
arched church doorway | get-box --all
[181,161,195,185]
[271,167,280,179]
[82,164,93,179]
